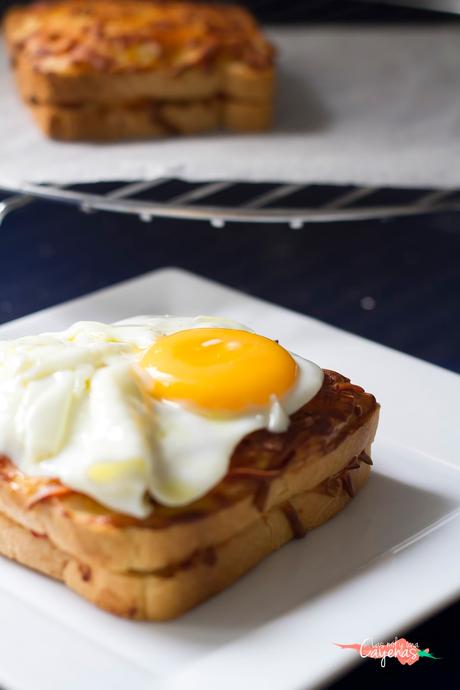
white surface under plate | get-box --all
[0,268,459,690]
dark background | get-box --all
[1,1,460,689]
[2,0,460,20]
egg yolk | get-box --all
[140,328,298,413]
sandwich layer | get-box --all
[0,371,379,573]
[0,456,371,620]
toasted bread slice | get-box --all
[0,371,379,574]
[4,1,275,140]
[0,458,371,620]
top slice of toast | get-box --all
[0,370,379,573]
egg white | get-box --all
[0,316,323,517]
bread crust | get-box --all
[0,371,379,573]
[0,460,371,620]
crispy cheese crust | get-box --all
[4,0,275,76]
[4,0,276,140]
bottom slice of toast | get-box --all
[27,97,273,141]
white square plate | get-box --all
[0,268,459,690]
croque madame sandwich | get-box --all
[3,0,275,141]
[0,316,379,620]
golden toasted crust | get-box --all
[4,1,275,139]
[0,371,379,573]
[0,460,371,620]
[4,1,275,77]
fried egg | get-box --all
[0,316,323,517]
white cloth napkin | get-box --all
[1,25,460,188]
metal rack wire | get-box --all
[1,180,459,228]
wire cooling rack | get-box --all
[1,180,459,227]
